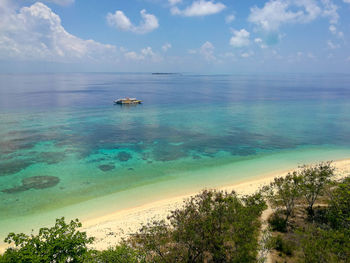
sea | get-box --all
[1,73,350,237]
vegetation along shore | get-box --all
[0,159,349,262]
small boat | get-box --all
[114,97,142,105]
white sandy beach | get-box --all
[82,159,350,251]
[1,159,349,254]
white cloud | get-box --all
[344,0,350,3]
[329,24,336,33]
[107,11,132,31]
[322,0,339,24]
[124,51,144,61]
[199,41,216,61]
[327,40,339,49]
[254,37,267,48]
[124,47,162,62]
[135,10,159,34]
[287,51,315,62]
[142,47,163,62]
[225,14,235,23]
[301,0,323,21]
[162,43,172,52]
[241,51,254,58]
[107,9,159,34]
[0,2,116,62]
[248,0,324,31]
[0,0,13,17]
[188,41,217,62]
[249,1,296,31]
[230,29,250,48]
[141,47,155,56]
[328,24,343,38]
[171,0,225,17]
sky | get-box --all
[0,0,349,73]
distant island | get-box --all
[151,72,181,75]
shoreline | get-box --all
[83,158,350,251]
[1,158,349,253]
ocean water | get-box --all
[1,73,350,236]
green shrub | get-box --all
[267,172,302,224]
[299,162,334,217]
[272,235,294,256]
[268,212,287,232]
[129,190,267,263]
[2,217,94,263]
[327,176,350,229]
[298,226,350,263]
[92,244,146,263]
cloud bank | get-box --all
[0,2,117,62]
[248,0,339,31]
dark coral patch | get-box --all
[0,160,34,176]
[22,176,60,189]
[98,164,115,172]
[117,151,132,162]
[0,139,36,155]
[2,176,60,194]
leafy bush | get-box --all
[299,162,334,217]
[327,176,350,229]
[89,244,146,263]
[267,172,302,224]
[271,235,294,256]
[298,226,350,263]
[3,171,346,263]
[268,212,287,232]
[129,190,267,263]
[289,174,350,262]
[1,217,94,263]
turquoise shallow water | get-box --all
[1,73,350,236]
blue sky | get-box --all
[0,0,349,73]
